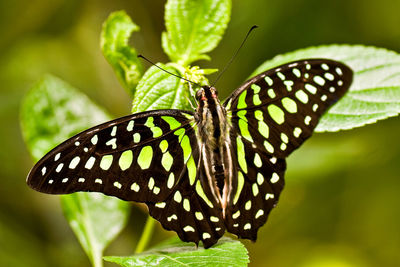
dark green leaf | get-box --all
[131,64,192,112]
[162,0,231,65]
[101,10,144,96]
[104,237,249,267]
[20,74,130,267]
[251,45,400,132]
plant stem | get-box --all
[92,255,103,267]
[135,216,156,254]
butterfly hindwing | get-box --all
[147,157,226,247]
[225,132,286,240]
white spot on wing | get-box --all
[127,120,134,131]
[113,181,122,189]
[131,182,139,192]
[56,163,64,173]
[69,156,80,169]
[265,193,275,200]
[203,233,211,240]
[183,225,195,232]
[255,209,264,219]
[167,214,178,221]
[271,173,280,183]
[111,126,117,136]
[85,157,96,169]
[106,138,117,149]
[91,135,98,145]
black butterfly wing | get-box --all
[148,149,226,248]
[27,109,224,247]
[224,59,353,239]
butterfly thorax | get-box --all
[195,86,234,215]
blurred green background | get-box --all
[1,0,399,266]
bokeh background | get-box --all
[1,0,400,266]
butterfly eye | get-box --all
[196,89,203,100]
[211,87,218,97]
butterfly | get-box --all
[27,59,353,248]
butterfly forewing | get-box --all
[224,59,352,238]
[225,59,352,158]
[27,110,196,202]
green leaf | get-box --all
[21,75,111,160]
[251,45,400,132]
[61,193,129,267]
[20,75,130,267]
[101,10,144,96]
[131,64,191,112]
[162,0,231,65]
[104,237,249,267]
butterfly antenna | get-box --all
[138,55,201,87]
[211,25,258,87]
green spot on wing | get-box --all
[133,133,140,143]
[152,126,163,138]
[144,117,154,127]
[161,151,173,172]
[238,119,253,143]
[159,140,168,152]
[295,90,309,104]
[236,137,247,173]
[234,171,245,205]
[100,155,113,170]
[254,110,269,139]
[237,90,247,109]
[268,104,285,124]
[174,128,186,142]
[196,181,213,208]
[137,146,153,169]
[281,97,297,113]
[180,135,192,162]
[251,84,261,94]
[162,116,181,130]
[144,117,163,137]
[119,150,133,171]
[253,94,262,105]
[187,155,196,186]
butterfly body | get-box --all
[195,85,234,215]
[27,59,353,248]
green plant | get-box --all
[20,0,400,266]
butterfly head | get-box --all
[196,86,218,103]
